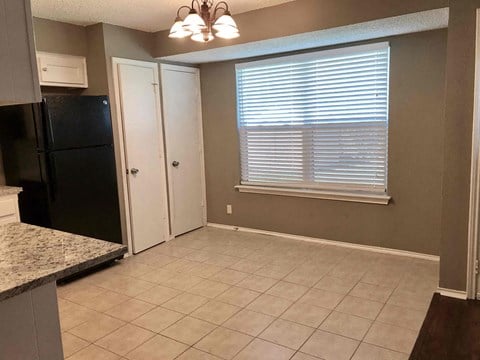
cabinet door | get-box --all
[0,195,20,224]
[0,0,41,105]
[37,52,88,88]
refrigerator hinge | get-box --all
[476,259,479,275]
[126,168,129,175]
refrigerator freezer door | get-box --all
[42,95,114,150]
[46,145,122,244]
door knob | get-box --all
[130,168,139,175]
[172,161,180,168]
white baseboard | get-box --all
[207,223,440,262]
[437,287,468,300]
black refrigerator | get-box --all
[0,95,122,244]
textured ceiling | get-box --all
[31,0,295,32]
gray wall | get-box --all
[25,19,155,244]
[33,18,92,96]
[439,0,480,291]
[33,17,88,56]
[201,30,447,256]
[151,0,477,292]
[28,19,192,246]
[101,23,158,246]
[28,0,478,292]
[82,23,109,96]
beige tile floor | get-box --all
[57,227,438,360]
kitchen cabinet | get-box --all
[0,222,127,360]
[0,0,41,105]
[0,187,21,225]
[37,52,88,88]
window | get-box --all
[236,42,390,199]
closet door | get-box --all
[160,64,206,237]
[115,59,169,253]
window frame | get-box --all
[235,42,391,204]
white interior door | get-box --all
[115,60,169,253]
[161,64,206,237]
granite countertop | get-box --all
[0,222,127,301]
[0,186,22,196]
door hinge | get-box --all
[476,259,479,275]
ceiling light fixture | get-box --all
[169,1,239,43]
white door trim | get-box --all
[159,63,207,239]
[467,9,480,299]
[111,57,170,254]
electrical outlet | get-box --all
[226,204,233,215]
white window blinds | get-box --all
[236,42,390,193]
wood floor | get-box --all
[410,293,480,360]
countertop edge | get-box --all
[0,246,127,302]
[0,186,23,196]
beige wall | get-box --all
[201,30,447,256]
[153,0,448,58]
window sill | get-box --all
[234,185,391,205]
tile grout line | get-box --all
[60,229,435,360]
[273,251,353,360]
[347,257,414,359]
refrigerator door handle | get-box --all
[33,103,46,150]
[41,99,55,148]
[48,153,57,201]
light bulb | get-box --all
[212,12,238,33]
[182,10,207,32]
[168,18,192,38]
[215,31,240,39]
[191,30,214,43]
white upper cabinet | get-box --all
[37,52,88,88]
[0,0,41,106]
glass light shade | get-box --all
[182,11,207,32]
[168,19,192,38]
[212,14,238,33]
[215,31,240,39]
[191,30,214,43]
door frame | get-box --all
[467,9,480,299]
[111,57,170,254]
[159,63,207,238]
